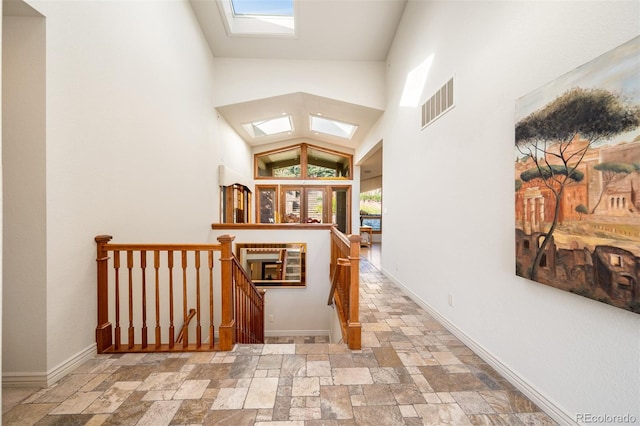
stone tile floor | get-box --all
[2,257,556,425]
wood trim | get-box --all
[217,234,236,351]
[212,223,335,230]
[254,142,353,181]
[104,243,223,251]
[95,235,113,354]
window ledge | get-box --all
[211,223,335,230]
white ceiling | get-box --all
[189,0,407,62]
[189,0,406,179]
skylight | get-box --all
[231,0,294,17]
[218,0,296,37]
[310,116,358,140]
[243,116,293,138]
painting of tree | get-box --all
[515,36,640,314]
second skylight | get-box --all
[310,116,358,140]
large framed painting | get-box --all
[515,36,640,314]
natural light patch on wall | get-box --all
[399,54,434,107]
[218,0,296,36]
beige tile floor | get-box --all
[2,245,556,425]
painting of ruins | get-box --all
[515,36,640,314]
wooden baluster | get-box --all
[250,282,254,341]
[168,250,175,348]
[250,280,254,341]
[208,250,214,349]
[242,274,247,342]
[154,251,161,349]
[127,251,134,349]
[344,265,350,321]
[241,274,247,342]
[195,251,202,348]
[140,250,148,349]
[246,279,251,342]
[114,250,121,350]
[236,269,242,342]
[95,235,113,354]
[341,263,349,327]
[251,281,256,342]
[181,250,188,349]
[250,283,255,342]
[236,270,242,342]
[218,235,236,351]
[259,289,266,343]
[342,264,349,317]
[239,272,244,343]
[234,273,240,342]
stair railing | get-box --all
[95,234,264,353]
[232,256,266,344]
[329,226,361,349]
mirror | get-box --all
[236,243,306,287]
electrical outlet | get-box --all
[268,315,274,322]
[448,294,454,307]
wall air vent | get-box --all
[422,77,454,129]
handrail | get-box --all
[95,234,257,353]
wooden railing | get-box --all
[95,234,265,353]
[328,226,361,350]
[232,257,266,344]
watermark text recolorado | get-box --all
[576,413,637,424]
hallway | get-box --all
[2,253,555,425]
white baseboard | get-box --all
[2,371,48,388]
[380,267,576,426]
[3,343,96,388]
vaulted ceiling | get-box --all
[189,0,407,180]
[189,0,406,62]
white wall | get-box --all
[210,228,333,336]
[355,114,383,166]
[381,1,640,423]
[217,113,253,187]
[213,58,386,110]
[2,14,47,380]
[2,0,233,383]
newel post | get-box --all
[347,234,362,350]
[95,235,113,353]
[218,234,236,351]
